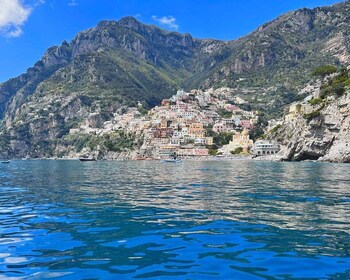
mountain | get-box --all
[0,17,221,119]
[189,1,350,90]
[0,1,349,158]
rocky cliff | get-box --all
[268,69,350,163]
[186,1,350,90]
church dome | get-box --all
[242,129,249,136]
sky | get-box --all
[0,0,344,83]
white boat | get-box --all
[160,159,182,163]
[79,156,96,162]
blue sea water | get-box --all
[0,160,349,279]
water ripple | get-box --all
[0,160,349,279]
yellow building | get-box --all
[188,123,205,138]
[160,118,168,128]
[205,137,213,146]
[285,103,306,121]
[223,129,253,153]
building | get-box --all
[285,103,307,121]
[177,148,209,157]
[161,99,171,107]
[160,118,168,128]
[205,137,213,146]
[154,128,174,138]
[188,123,205,138]
[158,145,179,158]
[240,119,254,129]
[213,122,228,133]
[251,141,280,156]
[220,129,253,154]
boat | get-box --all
[160,158,182,163]
[1,160,10,164]
[79,156,96,162]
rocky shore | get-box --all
[268,92,350,163]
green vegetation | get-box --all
[208,148,218,156]
[207,130,233,147]
[303,110,321,120]
[319,68,350,99]
[270,124,282,134]
[138,107,149,116]
[62,131,136,153]
[248,114,268,141]
[0,133,10,151]
[230,147,243,155]
[345,79,350,87]
[312,65,337,78]
[303,102,326,121]
[217,109,233,118]
[249,126,265,141]
[309,98,323,106]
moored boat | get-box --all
[79,157,96,162]
[1,160,10,164]
[160,159,182,163]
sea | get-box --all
[0,160,349,279]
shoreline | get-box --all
[2,156,348,164]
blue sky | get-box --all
[0,0,344,83]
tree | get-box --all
[230,147,243,155]
[312,65,337,79]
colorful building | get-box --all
[220,129,253,154]
[188,123,205,138]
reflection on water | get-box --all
[0,160,350,279]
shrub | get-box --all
[270,124,282,133]
[312,65,337,78]
[319,86,331,99]
[230,147,243,155]
[249,126,265,141]
[304,110,321,120]
[138,107,149,116]
[333,83,346,97]
[309,98,323,106]
[217,109,232,118]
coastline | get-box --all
[3,155,347,163]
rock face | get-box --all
[187,1,350,90]
[269,91,350,163]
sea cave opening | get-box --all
[297,152,322,161]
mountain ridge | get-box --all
[2,1,350,117]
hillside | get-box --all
[0,17,221,118]
[191,1,350,88]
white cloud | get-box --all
[0,0,32,37]
[68,0,78,6]
[152,15,179,30]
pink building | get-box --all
[177,148,209,157]
[161,99,171,107]
[240,120,254,129]
[213,123,228,133]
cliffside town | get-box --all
[57,87,261,160]
[1,67,349,162]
